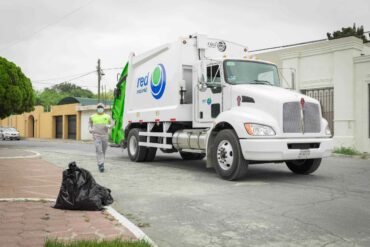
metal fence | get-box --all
[301,88,334,134]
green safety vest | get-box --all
[90,113,110,125]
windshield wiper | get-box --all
[248,80,273,85]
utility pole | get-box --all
[97,59,101,102]
[104,85,106,105]
[101,85,104,104]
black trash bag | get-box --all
[54,161,113,210]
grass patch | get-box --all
[45,238,151,247]
[360,152,369,159]
[333,146,361,156]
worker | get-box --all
[89,103,112,172]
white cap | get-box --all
[97,103,105,108]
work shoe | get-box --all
[98,163,105,173]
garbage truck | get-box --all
[111,34,333,180]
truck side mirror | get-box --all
[198,75,207,92]
[196,61,207,92]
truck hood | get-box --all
[232,84,317,104]
[230,84,322,137]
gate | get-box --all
[301,88,334,134]
[55,116,63,139]
[67,115,76,140]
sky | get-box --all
[0,0,369,93]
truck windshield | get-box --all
[223,60,280,86]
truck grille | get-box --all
[283,102,321,133]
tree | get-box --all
[52,82,94,98]
[327,23,369,43]
[35,82,95,110]
[0,57,34,119]
[96,89,115,101]
[34,88,68,111]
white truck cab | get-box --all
[114,34,333,180]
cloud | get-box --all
[0,0,369,92]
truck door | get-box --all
[195,62,223,123]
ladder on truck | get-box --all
[110,62,128,147]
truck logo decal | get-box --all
[150,64,166,100]
[217,41,226,52]
[201,98,212,105]
[207,40,227,52]
[136,63,166,99]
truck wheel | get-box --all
[212,129,248,180]
[144,136,157,162]
[180,152,206,160]
[286,158,322,174]
[145,148,157,161]
[127,128,147,162]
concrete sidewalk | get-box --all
[0,151,136,247]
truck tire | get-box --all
[127,128,147,162]
[144,136,157,162]
[286,158,322,174]
[180,152,206,160]
[212,129,248,180]
[145,148,157,162]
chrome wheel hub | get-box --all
[217,140,234,171]
[129,135,138,156]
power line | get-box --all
[102,67,123,71]
[32,80,98,89]
[32,70,96,82]
[32,66,124,83]
[30,65,124,90]
[0,0,95,52]
[32,71,97,87]
[33,80,98,87]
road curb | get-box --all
[0,198,55,202]
[0,149,41,159]
[0,198,156,246]
[105,206,157,247]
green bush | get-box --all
[333,146,361,156]
[327,23,369,43]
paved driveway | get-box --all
[2,140,370,247]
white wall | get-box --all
[354,55,370,152]
[78,106,112,141]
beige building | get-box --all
[255,36,370,152]
[0,97,112,141]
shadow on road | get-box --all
[121,153,330,184]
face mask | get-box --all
[97,108,104,113]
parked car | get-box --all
[0,127,5,139]
[0,127,20,140]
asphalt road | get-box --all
[1,139,370,247]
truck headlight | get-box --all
[244,123,276,136]
[325,124,331,136]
